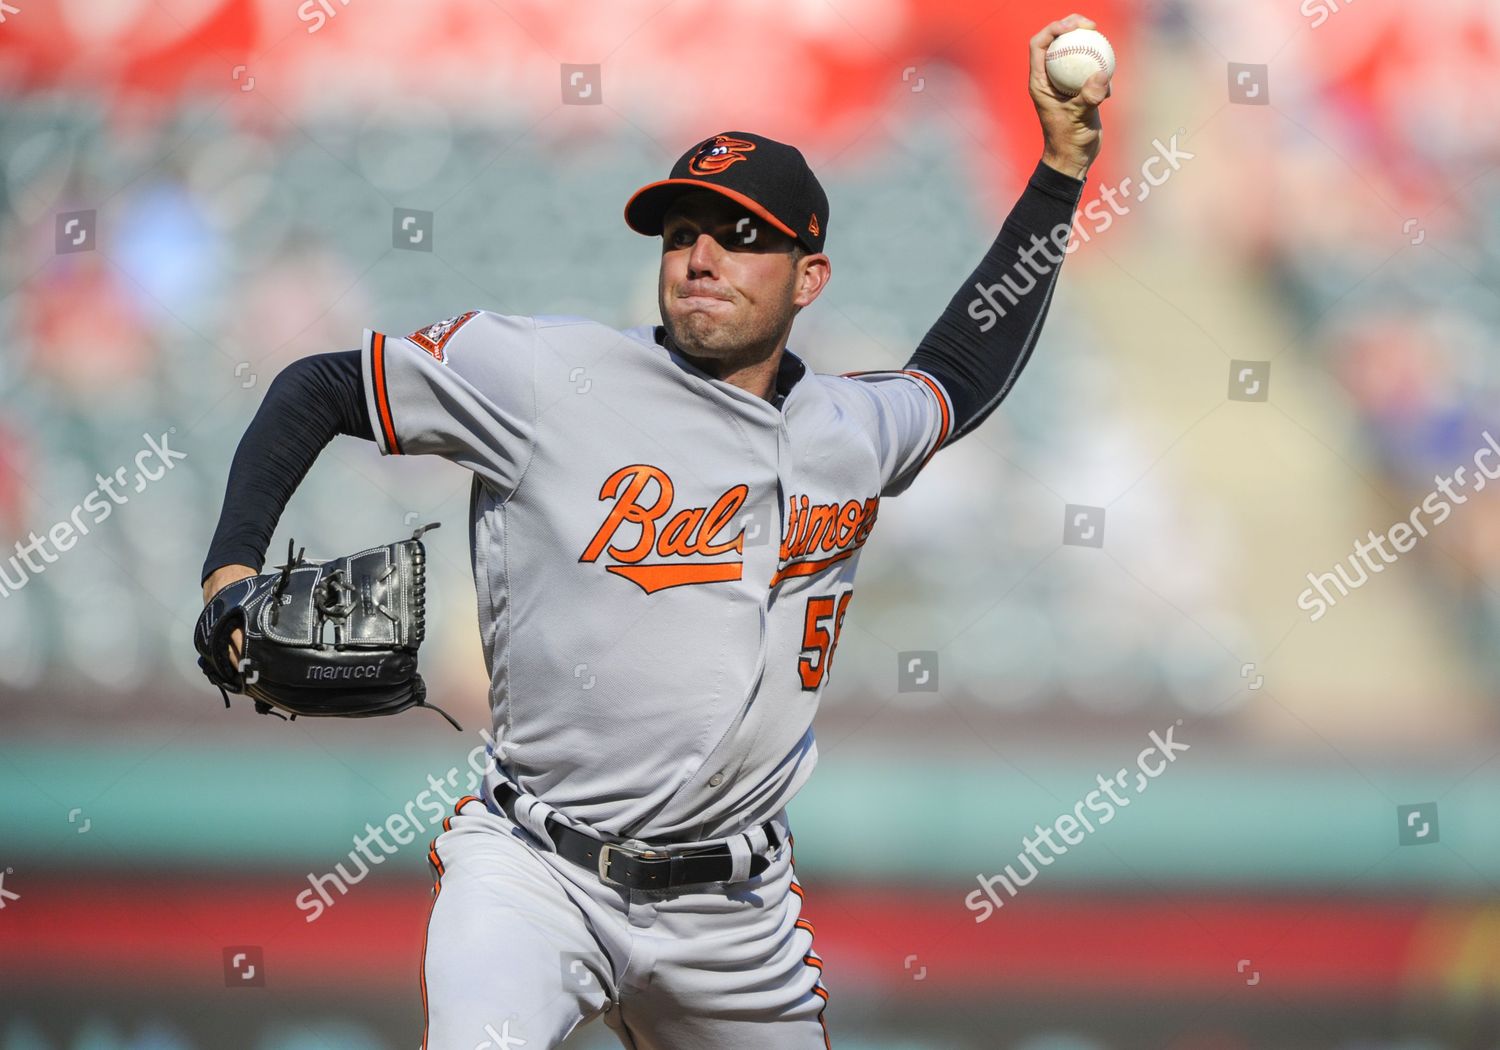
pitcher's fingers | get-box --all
[1075,69,1112,108]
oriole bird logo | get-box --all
[689,135,756,176]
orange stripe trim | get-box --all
[607,560,743,593]
[371,331,402,455]
[419,838,446,1050]
[838,367,952,468]
[900,369,952,466]
[768,547,857,587]
[625,179,801,243]
[442,796,480,832]
[791,851,830,1049]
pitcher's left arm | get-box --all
[906,13,1109,442]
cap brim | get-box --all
[623,178,800,242]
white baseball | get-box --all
[1045,27,1115,97]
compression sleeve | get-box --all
[200,350,373,586]
[904,159,1086,441]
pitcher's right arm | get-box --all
[200,350,374,602]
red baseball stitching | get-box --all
[1046,45,1110,66]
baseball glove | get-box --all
[194,522,461,730]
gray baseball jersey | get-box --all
[361,310,952,842]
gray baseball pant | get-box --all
[419,795,832,1049]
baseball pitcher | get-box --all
[197,15,1108,1048]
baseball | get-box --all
[1045,27,1115,97]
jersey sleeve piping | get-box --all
[362,328,402,455]
[837,367,954,468]
[899,367,953,468]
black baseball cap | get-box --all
[624,131,829,254]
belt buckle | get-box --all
[597,840,659,886]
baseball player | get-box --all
[199,15,1107,1049]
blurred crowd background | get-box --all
[2,0,1499,1047]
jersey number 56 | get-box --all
[798,590,853,690]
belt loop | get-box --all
[495,780,560,849]
[726,834,753,883]
[513,793,558,847]
[745,824,769,856]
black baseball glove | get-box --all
[194,522,461,730]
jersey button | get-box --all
[708,772,725,787]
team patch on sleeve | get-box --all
[407,311,478,362]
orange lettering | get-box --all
[658,507,706,557]
[792,495,812,555]
[581,467,883,593]
[771,494,881,585]
[803,504,839,554]
[698,485,748,555]
[836,500,861,547]
[581,464,673,564]
[853,498,880,545]
[780,496,802,560]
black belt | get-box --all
[492,781,780,890]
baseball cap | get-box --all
[624,131,829,254]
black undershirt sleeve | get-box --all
[200,350,373,587]
[905,159,1086,442]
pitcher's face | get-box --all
[657,191,817,363]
